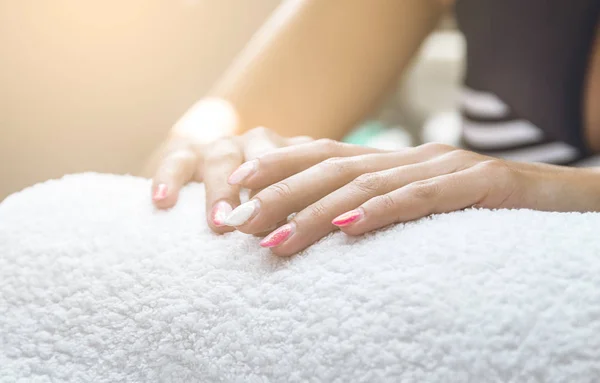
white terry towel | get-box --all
[1,173,600,382]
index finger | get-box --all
[228,139,385,190]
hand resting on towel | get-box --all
[145,0,600,256]
[219,140,600,256]
[151,116,600,256]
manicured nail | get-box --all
[223,199,260,226]
[260,223,295,248]
[211,200,233,227]
[153,184,168,201]
[228,160,258,185]
[332,208,364,227]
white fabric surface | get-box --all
[2,173,600,382]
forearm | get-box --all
[210,0,446,139]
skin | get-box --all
[148,0,600,254]
[224,141,600,256]
[147,0,447,227]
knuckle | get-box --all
[316,138,341,151]
[159,149,196,177]
[419,142,455,155]
[250,126,270,136]
[440,149,470,161]
[307,202,329,221]
[165,134,195,153]
[165,148,196,163]
[477,159,512,180]
[321,156,344,165]
[372,193,397,211]
[246,126,274,142]
[477,159,508,173]
[204,142,241,163]
[319,157,353,173]
[268,181,293,200]
[293,135,314,143]
[352,173,385,194]
[439,149,480,167]
[407,179,442,200]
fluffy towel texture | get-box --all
[2,173,600,383]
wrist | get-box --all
[572,167,600,211]
[528,165,600,212]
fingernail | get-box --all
[223,199,260,226]
[153,184,168,201]
[260,223,295,248]
[228,160,258,185]
[332,208,364,227]
[211,200,233,227]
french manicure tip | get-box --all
[211,201,233,227]
[223,200,259,226]
[153,184,168,201]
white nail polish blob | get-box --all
[223,199,260,226]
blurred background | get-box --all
[0,0,464,201]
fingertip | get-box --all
[152,197,177,210]
[336,219,367,237]
[151,183,178,209]
[220,199,260,231]
[209,200,233,227]
[268,240,297,257]
[152,183,168,201]
[337,216,381,237]
[206,199,242,234]
[208,223,236,234]
[338,226,363,236]
[269,248,295,257]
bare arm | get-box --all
[148,0,453,218]
[210,0,449,139]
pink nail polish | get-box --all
[332,209,363,227]
[260,223,295,248]
[228,160,258,185]
[153,184,168,201]
[211,201,233,227]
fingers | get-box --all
[225,145,457,236]
[151,145,198,209]
[338,159,516,236]
[203,139,244,233]
[261,152,467,256]
[240,126,286,160]
[228,138,388,190]
[205,126,287,232]
[286,135,314,145]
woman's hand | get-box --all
[145,98,312,233]
[222,141,600,256]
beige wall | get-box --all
[0,0,280,200]
[0,2,464,201]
